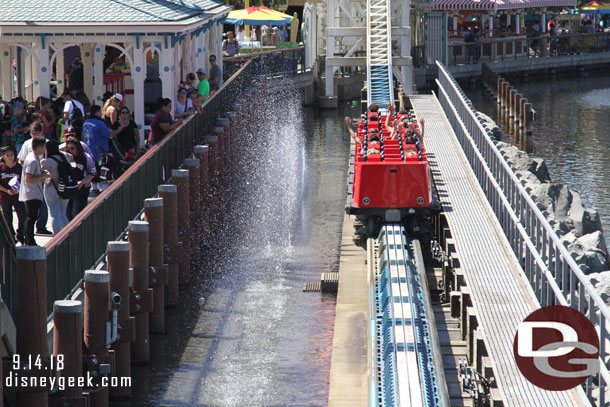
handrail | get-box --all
[223,45,305,61]
[436,60,610,404]
[450,31,610,46]
[46,59,254,253]
[33,59,257,317]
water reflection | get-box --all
[121,91,357,406]
[465,71,610,244]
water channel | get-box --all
[119,92,359,406]
[464,71,610,244]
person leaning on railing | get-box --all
[222,31,240,57]
[147,98,184,147]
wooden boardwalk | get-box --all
[410,94,588,407]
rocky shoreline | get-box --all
[476,112,610,282]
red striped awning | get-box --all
[432,0,494,10]
[432,0,576,10]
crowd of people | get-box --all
[223,24,291,58]
[0,88,138,245]
[0,48,226,246]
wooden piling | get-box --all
[159,184,179,307]
[172,169,191,284]
[183,159,201,265]
[193,145,209,202]
[496,78,503,104]
[129,220,151,364]
[84,270,110,407]
[217,118,231,168]
[509,89,517,117]
[193,145,210,245]
[144,198,167,335]
[524,103,534,133]
[107,241,132,399]
[225,112,237,162]
[515,94,522,123]
[15,246,48,407]
[53,300,84,400]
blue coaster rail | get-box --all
[371,224,444,407]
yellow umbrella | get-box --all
[581,0,610,8]
[225,6,293,25]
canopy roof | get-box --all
[0,0,231,24]
[580,0,610,8]
[225,6,293,25]
[433,0,576,10]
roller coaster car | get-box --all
[346,112,440,235]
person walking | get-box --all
[19,137,49,246]
[0,146,26,244]
[83,105,125,162]
[65,139,96,220]
[42,140,72,234]
[66,56,84,93]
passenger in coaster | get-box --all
[385,104,425,142]
[344,117,381,154]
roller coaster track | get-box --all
[370,224,447,406]
[366,0,394,108]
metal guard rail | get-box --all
[0,60,256,318]
[435,60,609,405]
[223,46,305,79]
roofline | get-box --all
[0,9,230,35]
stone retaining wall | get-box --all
[477,111,610,276]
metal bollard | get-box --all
[15,246,49,406]
[129,220,152,364]
[183,159,201,265]
[53,300,85,401]
[172,169,191,284]
[144,198,168,334]
[107,241,133,399]
[158,184,179,307]
[84,270,111,407]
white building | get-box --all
[0,0,231,136]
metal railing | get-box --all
[448,31,610,65]
[0,60,253,318]
[223,46,305,80]
[435,60,610,405]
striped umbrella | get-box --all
[225,6,293,26]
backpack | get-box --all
[50,155,79,199]
[70,103,84,136]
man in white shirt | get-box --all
[61,90,85,127]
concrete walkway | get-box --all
[328,212,369,407]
